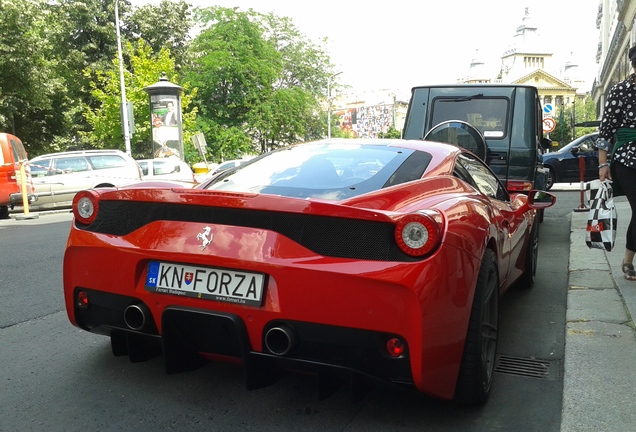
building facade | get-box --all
[331,7,594,138]
[462,8,586,117]
[591,1,636,118]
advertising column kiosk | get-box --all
[144,73,185,160]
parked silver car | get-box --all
[28,149,142,210]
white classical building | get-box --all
[462,7,587,112]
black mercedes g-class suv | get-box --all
[402,84,551,193]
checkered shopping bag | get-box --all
[585,179,617,251]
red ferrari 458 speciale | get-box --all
[63,137,555,405]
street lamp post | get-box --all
[115,0,131,156]
[327,71,342,138]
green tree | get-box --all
[41,0,195,152]
[257,12,333,96]
[43,0,131,151]
[379,127,402,139]
[187,7,336,158]
[250,11,335,149]
[126,0,193,73]
[188,7,282,126]
[82,39,198,161]
[0,0,68,153]
[551,95,597,149]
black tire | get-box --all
[518,220,540,289]
[0,205,9,220]
[545,167,555,191]
[454,248,499,405]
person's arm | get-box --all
[596,84,623,180]
[599,149,610,181]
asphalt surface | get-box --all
[561,188,636,431]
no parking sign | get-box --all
[543,117,556,133]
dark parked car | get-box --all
[542,132,599,190]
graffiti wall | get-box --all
[334,104,394,138]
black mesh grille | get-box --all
[79,201,420,262]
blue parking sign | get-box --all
[543,104,553,116]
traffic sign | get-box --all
[543,103,554,117]
[543,117,556,133]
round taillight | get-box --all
[386,337,406,357]
[395,212,440,257]
[73,190,100,225]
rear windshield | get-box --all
[431,97,509,139]
[88,154,128,170]
[206,143,431,200]
[153,159,182,175]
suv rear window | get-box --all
[431,97,509,139]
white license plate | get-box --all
[145,261,265,306]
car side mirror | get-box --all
[571,146,580,155]
[513,190,556,216]
[528,190,556,208]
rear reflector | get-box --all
[386,338,406,357]
[76,290,89,309]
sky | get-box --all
[135,0,600,99]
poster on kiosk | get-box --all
[145,74,185,161]
[151,95,182,159]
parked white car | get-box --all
[28,149,142,210]
[137,158,196,185]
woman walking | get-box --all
[596,45,636,280]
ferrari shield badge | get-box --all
[196,226,213,250]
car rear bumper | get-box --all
[9,192,37,205]
[63,220,478,400]
[73,294,415,399]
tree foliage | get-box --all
[187,6,336,157]
[0,0,67,152]
[82,39,197,160]
[126,0,193,73]
[44,0,130,150]
[0,1,340,162]
[188,7,282,126]
[551,95,597,149]
[379,127,402,139]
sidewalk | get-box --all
[562,197,636,431]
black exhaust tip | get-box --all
[264,324,298,356]
[124,303,150,331]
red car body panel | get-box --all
[63,139,541,402]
